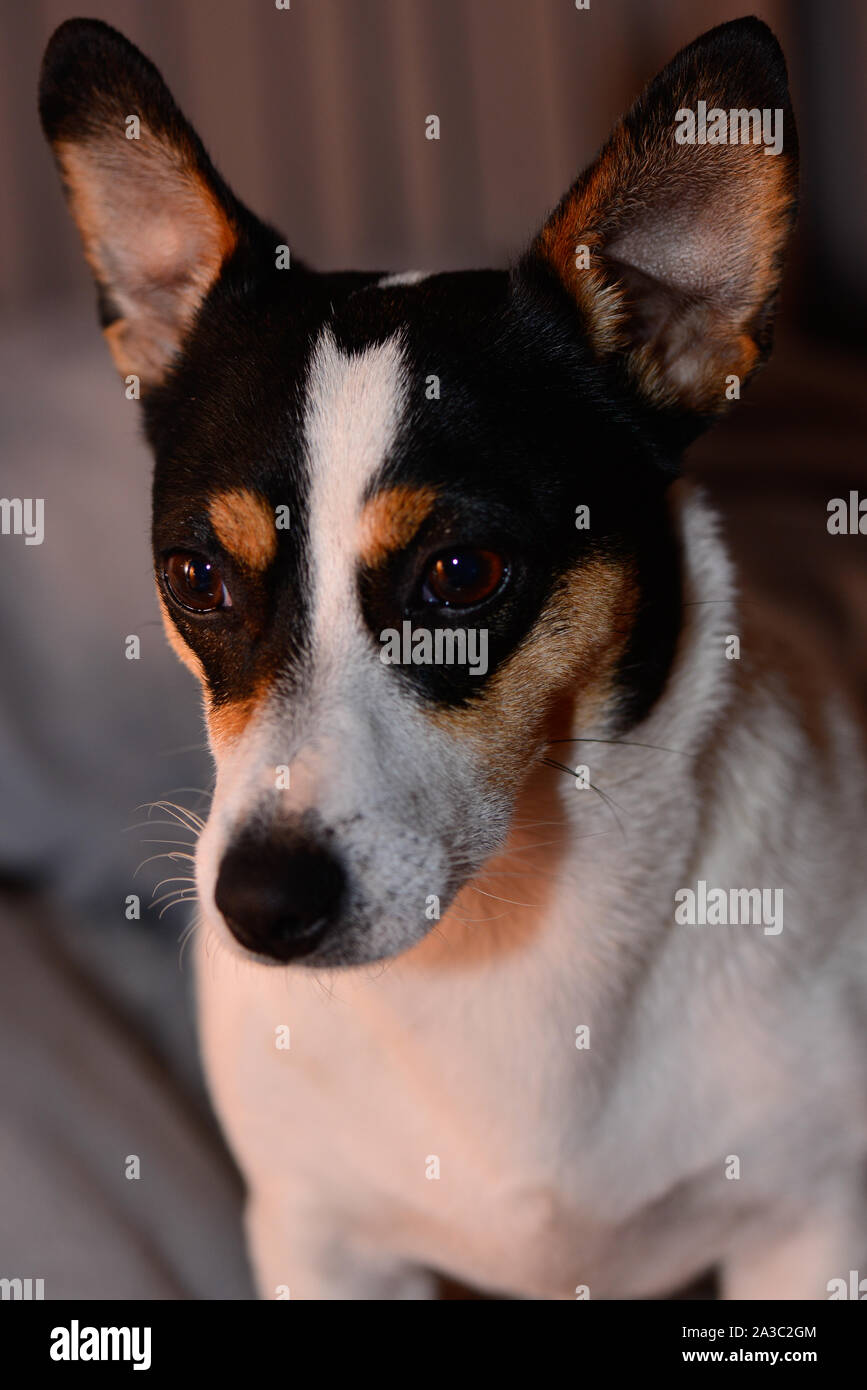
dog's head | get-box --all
[40,17,797,966]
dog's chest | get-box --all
[197,923,774,1299]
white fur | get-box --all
[196,326,508,964]
[195,483,867,1299]
[377,270,430,288]
[197,327,409,919]
[303,326,408,637]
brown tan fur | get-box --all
[156,589,205,683]
[207,696,263,752]
[157,586,261,752]
[357,486,438,568]
[209,488,278,572]
[414,747,579,974]
[432,558,639,787]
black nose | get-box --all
[214,830,346,962]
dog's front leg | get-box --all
[245,1188,437,1300]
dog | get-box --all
[39,15,867,1300]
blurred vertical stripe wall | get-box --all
[0,0,864,341]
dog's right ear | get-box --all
[39,19,243,388]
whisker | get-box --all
[158,897,198,919]
[136,839,197,850]
[151,884,199,907]
[541,757,627,840]
[450,908,510,923]
[511,816,569,826]
[151,874,197,894]
[467,884,539,910]
[149,799,207,832]
[158,741,212,755]
[178,918,199,969]
[493,838,567,855]
[159,785,213,804]
[124,821,199,836]
[135,799,206,834]
[547,735,694,760]
[134,849,196,876]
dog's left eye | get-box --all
[421,548,508,608]
[163,552,231,613]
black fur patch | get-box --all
[148,255,682,729]
[41,18,736,733]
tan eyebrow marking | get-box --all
[357,485,438,567]
[209,488,277,571]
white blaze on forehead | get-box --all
[303,327,409,638]
[377,270,430,288]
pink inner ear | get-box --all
[55,135,237,386]
[534,138,794,414]
[139,215,197,281]
[609,201,723,298]
[529,21,798,418]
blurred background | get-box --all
[0,0,865,1299]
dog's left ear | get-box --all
[524,17,798,426]
[39,19,246,388]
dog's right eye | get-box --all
[163,552,231,613]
